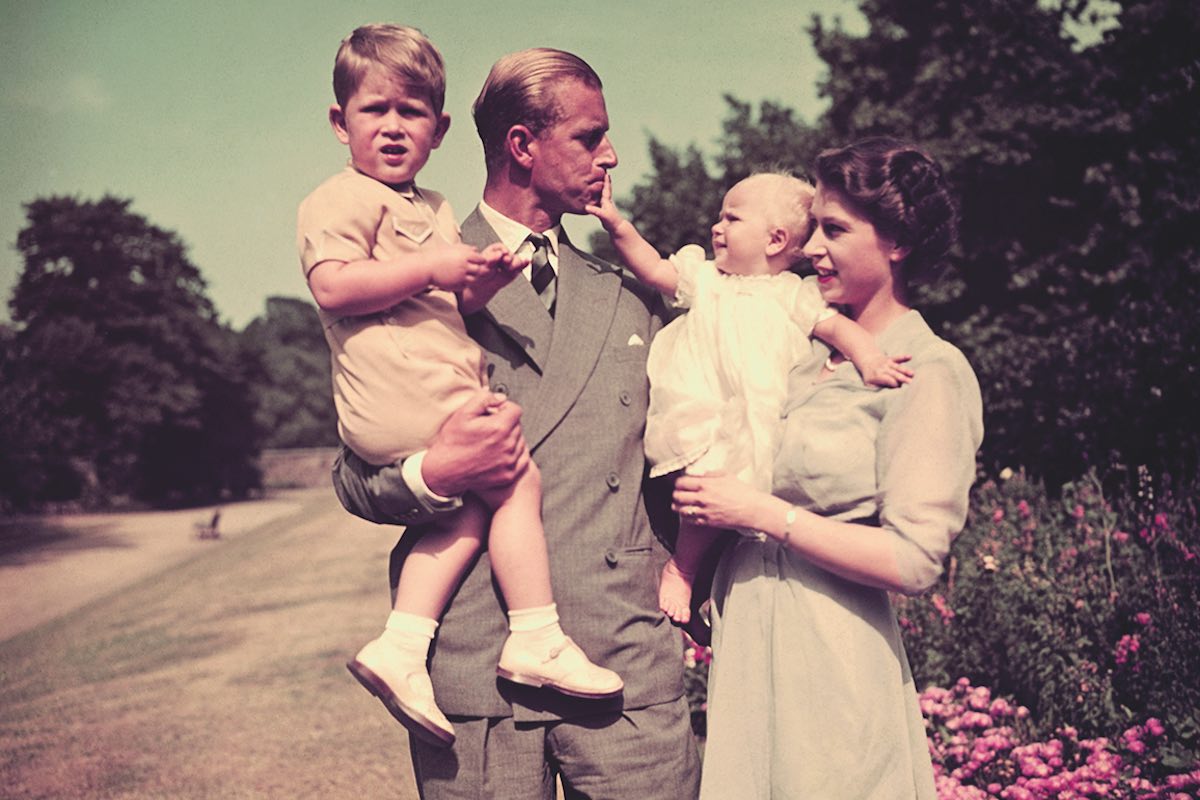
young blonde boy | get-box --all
[296,24,621,749]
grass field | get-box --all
[0,490,423,799]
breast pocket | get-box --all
[391,216,433,245]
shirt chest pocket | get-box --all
[391,215,433,245]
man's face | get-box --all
[527,80,618,218]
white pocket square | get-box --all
[627,333,645,346]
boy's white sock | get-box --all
[380,611,437,663]
[507,603,567,650]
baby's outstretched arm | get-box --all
[813,312,914,387]
[308,243,495,318]
[586,175,679,295]
[458,243,529,315]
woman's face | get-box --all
[803,184,904,316]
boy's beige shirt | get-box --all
[297,167,485,465]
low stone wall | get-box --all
[258,447,339,489]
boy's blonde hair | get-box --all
[742,171,816,266]
[333,24,446,114]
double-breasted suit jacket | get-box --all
[334,207,684,722]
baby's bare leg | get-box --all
[660,519,722,624]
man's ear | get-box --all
[329,104,350,145]
[765,226,789,257]
[506,125,536,170]
[431,113,451,149]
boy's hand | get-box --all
[457,243,529,314]
[585,174,625,233]
[859,353,914,388]
[427,243,493,292]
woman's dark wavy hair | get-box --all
[813,137,958,285]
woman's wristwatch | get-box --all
[782,505,798,545]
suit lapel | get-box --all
[521,234,620,450]
[459,209,622,451]
[460,209,553,371]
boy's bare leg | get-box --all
[348,500,489,748]
[392,499,488,616]
[659,519,721,625]
[478,463,623,698]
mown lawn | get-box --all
[0,491,422,799]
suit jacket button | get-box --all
[619,390,632,406]
[606,473,620,490]
[605,548,619,566]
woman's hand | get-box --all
[672,470,773,531]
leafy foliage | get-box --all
[604,0,1200,489]
[0,196,260,510]
[239,296,337,449]
[895,470,1200,767]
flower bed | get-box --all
[681,466,1200,796]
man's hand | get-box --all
[421,390,530,497]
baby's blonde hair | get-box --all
[739,171,816,267]
[333,24,446,114]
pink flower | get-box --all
[1134,612,1152,626]
[1115,634,1141,665]
[1017,500,1031,517]
[1073,504,1086,520]
[993,507,1005,522]
[1113,530,1130,543]
[1144,718,1165,737]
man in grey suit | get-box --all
[333,48,701,799]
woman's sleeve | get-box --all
[875,348,984,595]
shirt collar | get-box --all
[345,164,416,198]
[477,200,561,259]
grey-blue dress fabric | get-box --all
[700,310,983,799]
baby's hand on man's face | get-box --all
[585,174,623,232]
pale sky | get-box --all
[0,0,863,329]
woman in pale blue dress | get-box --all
[674,138,984,799]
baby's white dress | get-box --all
[644,245,833,491]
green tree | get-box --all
[609,0,1200,488]
[0,196,260,510]
[240,296,337,449]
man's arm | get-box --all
[332,391,530,525]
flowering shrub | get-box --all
[682,632,711,737]
[926,679,1200,799]
[682,467,1200,793]
[896,468,1200,772]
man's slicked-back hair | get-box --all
[472,48,602,169]
[333,23,446,114]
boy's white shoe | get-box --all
[347,637,455,747]
[496,635,624,699]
